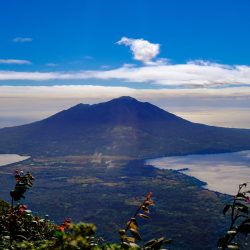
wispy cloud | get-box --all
[0,61,249,87]
[0,59,32,65]
[117,37,161,64]
[0,85,249,100]
[12,37,33,43]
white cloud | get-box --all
[12,37,33,43]
[0,85,250,101]
[0,59,32,65]
[117,37,160,64]
[0,62,249,87]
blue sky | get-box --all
[0,0,250,80]
[0,0,250,128]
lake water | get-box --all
[0,154,30,167]
[146,151,250,195]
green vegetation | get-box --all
[0,156,234,249]
[218,183,250,249]
[0,170,170,249]
[1,163,250,249]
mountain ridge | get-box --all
[0,96,250,157]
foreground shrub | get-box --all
[218,182,250,250]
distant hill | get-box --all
[0,96,250,157]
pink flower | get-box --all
[18,204,28,215]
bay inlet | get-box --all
[146,151,250,195]
[0,154,30,167]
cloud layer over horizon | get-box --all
[0,60,249,88]
[0,85,250,129]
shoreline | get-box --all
[145,150,250,196]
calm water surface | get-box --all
[0,154,30,167]
[146,151,250,195]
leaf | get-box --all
[217,237,229,248]
[227,230,237,235]
[128,243,140,248]
[125,237,135,243]
[241,219,250,224]
[227,244,240,250]
[138,213,150,219]
[223,204,232,215]
[143,237,166,250]
[238,223,250,235]
[227,243,240,249]
[127,218,138,230]
[121,242,131,249]
[143,239,157,247]
[16,235,28,241]
[119,229,126,239]
[146,192,152,200]
[236,193,247,200]
[235,203,249,214]
[141,205,150,213]
[129,228,142,241]
[148,200,154,206]
[164,239,172,244]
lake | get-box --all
[146,151,250,195]
[0,154,30,167]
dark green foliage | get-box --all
[218,183,250,250]
[10,170,34,202]
[0,170,55,249]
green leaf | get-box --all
[164,239,172,244]
[119,229,126,239]
[223,204,232,215]
[143,237,166,250]
[235,203,249,214]
[227,243,240,249]
[143,239,157,247]
[129,228,142,241]
[217,237,228,248]
[125,237,135,243]
[141,205,150,213]
[236,193,247,200]
[137,213,150,219]
[227,230,237,235]
[16,235,28,241]
[241,219,250,224]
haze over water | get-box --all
[147,151,250,195]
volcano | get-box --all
[0,96,250,157]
